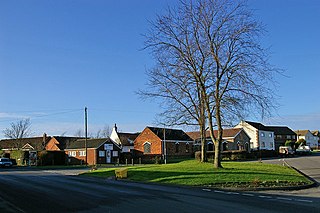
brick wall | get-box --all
[134,128,162,155]
[165,142,192,156]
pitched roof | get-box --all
[0,136,51,150]
[187,128,244,140]
[65,138,110,149]
[147,127,193,141]
[294,130,311,136]
[52,136,84,150]
[311,130,320,137]
[118,133,140,146]
[267,126,296,135]
[244,121,270,131]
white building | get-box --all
[295,130,318,149]
[235,121,275,150]
[110,124,140,153]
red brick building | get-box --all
[134,127,193,157]
[64,138,121,165]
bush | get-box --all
[285,140,295,149]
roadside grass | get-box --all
[82,160,312,188]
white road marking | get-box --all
[294,199,313,203]
[202,189,211,192]
[227,192,240,195]
[242,193,254,196]
[276,197,292,201]
[258,195,272,199]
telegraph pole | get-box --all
[85,107,88,165]
[163,127,167,164]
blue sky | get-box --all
[0,0,319,138]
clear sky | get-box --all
[0,0,319,138]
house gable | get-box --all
[21,143,35,150]
[46,137,61,151]
[134,127,162,155]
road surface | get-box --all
[0,167,319,213]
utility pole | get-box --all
[85,107,88,166]
[163,127,167,164]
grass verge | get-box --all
[81,160,312,188]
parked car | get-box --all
[0,158,13,168]
[296,145,312,155]
[279,146,295,157]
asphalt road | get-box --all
[261,152,320,198]
[0,167,319,213]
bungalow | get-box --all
[295,130,318,149]
[134,126,193,157]
[110,124,140,153]
[0,134,51,151]
[235,121,275,151]
[64,138,121,165]
[187,128,251,152]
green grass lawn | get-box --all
[82,160,312,188]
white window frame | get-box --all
[99,151,105,157]
[69,151,76,157]
[79,150,86,156]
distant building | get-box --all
[110,124,140,153]
[266,126,296,151]
[64,138,121,165]
[295,130,318,149]
[134,126,193,156]
[235,121,275,150]
[187,128,251,152]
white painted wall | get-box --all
[110,126,121,146]
[258,130,275,150]
[236,121,275,150]
[298,131,318,149]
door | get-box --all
[106,150,111,163]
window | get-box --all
[143,142,151,154]
[99,151,105,157]
[222,142,228,151]
[270,142,273,148]
[185,143,189,153]
[79,151,86,156]
[261,142,265,148]
[68,151,76,157]
[292,135,296,139]
[286,135,291,139]
[113,151,118,157]
[269,133,273,138]
[175,142,179,153]
[261,132,265,137]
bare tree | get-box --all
[142,0,278,168]
[92,125,112,138]
[3,118,33,139]
[100,125,112,138]
[74,129,84,137]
